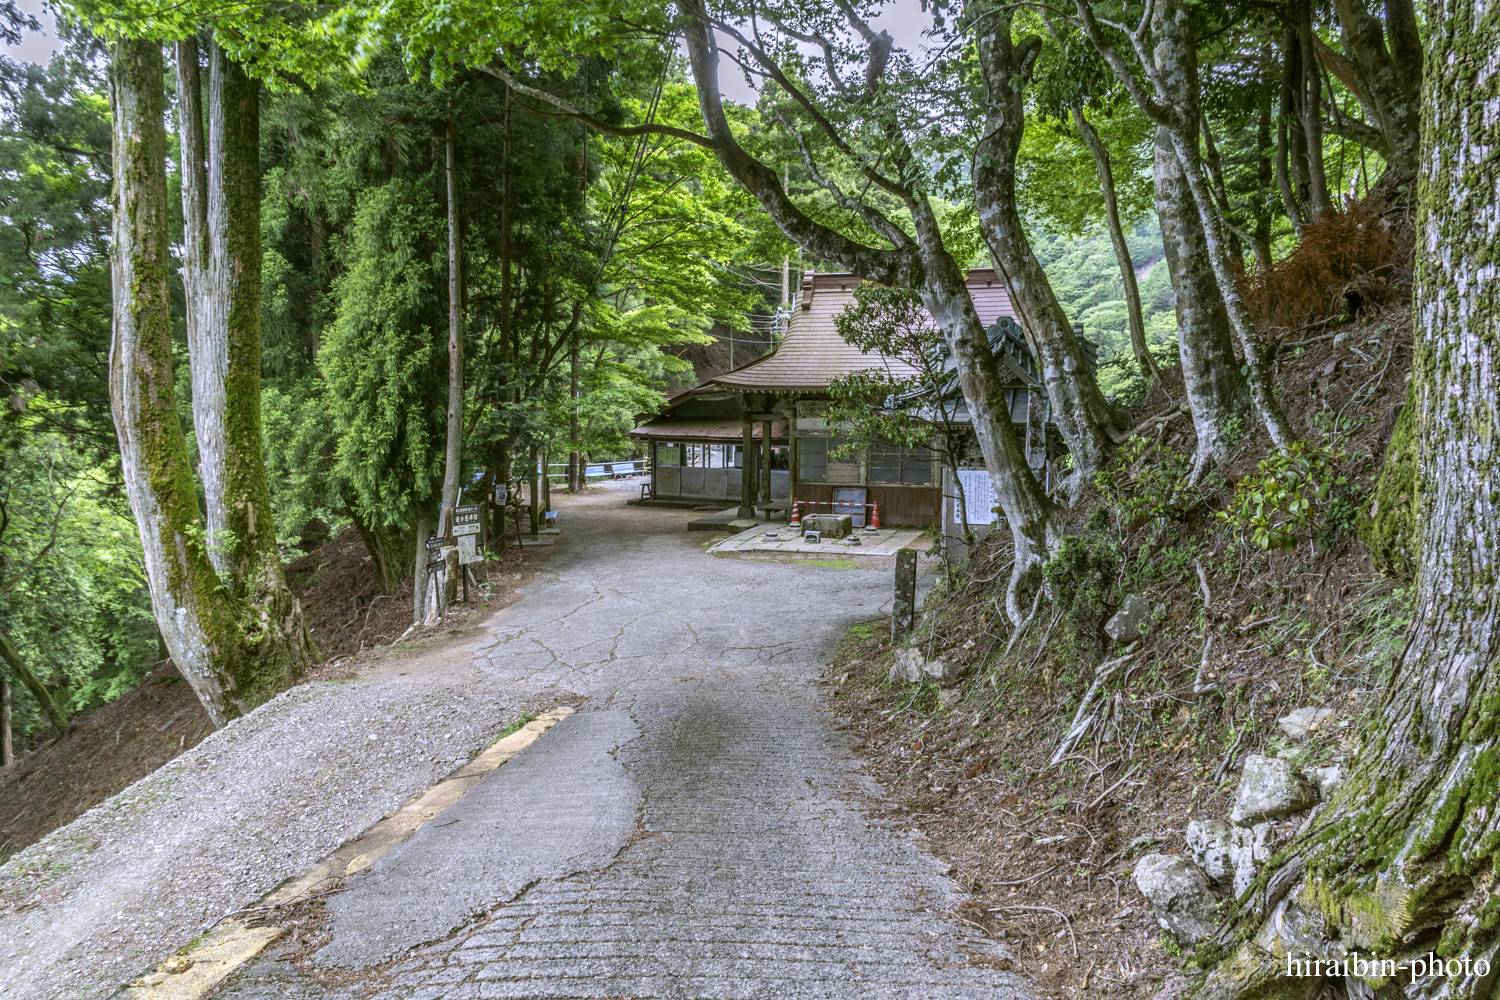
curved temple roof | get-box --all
[703,269,1030,395]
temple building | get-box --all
[630,269,1093,530]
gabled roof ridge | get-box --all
[702,270,1020,393]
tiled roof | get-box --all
[706,269,1025,394]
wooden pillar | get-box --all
[738,408,755,518]
[529,444,540,540]
[761,401,775,505]
[541,447,552,515]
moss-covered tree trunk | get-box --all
[110,38,238,725]
[110,39,307,728]
[970,6,1119,488]
[201,42,315,675]
[1204,5,1500,997]
[439,113,464,540]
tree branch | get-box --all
[707,16,911,198]
[1323,110,1389,155]
[477,64,715,149]
[0,481,79,600]
[1070,0,1176,127]
[676,5,915,287]
[771,19,854,99]
[1311,32,1366,105]
[0,629,68,735]
[775,111,913,248]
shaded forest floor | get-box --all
[0,529,553,865]
[833,297,1415,999]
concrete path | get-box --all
[222,493,1028,999]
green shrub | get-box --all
[1096,436,1201,522]
[1220,441,1346,550]
[1042,534,1120,659]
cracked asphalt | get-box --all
[211,492,1028,999]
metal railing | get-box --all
[511,459,648,482]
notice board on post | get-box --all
[457,534,481,565]
[954,469,998,526]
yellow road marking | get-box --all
[117,705,575,1000]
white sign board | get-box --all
[453,505,481,536]
[954,469,998,525]
[457,533,480,565]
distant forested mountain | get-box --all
[1032,219,1175,370]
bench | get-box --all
[756,500,791,521]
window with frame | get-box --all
[798,436,860,484]
[868,443,934,485]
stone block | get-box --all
[1105,594,1152,643]
[802,513,852,538]
[1185,819,1234,884]
[889,648,924,684]
[922,656,962,684]
[1227,821,1295,896]
[1302,764,1342,801]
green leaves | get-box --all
[320,175,447,528]
[0,422,157,744]
[825,282,967,464]
[1219,441,1347,550]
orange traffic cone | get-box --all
[868,501,881,529]
[789,498,801,526]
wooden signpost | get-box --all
[453,504,482,602]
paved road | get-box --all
[224,493,1027,999]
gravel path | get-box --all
[0,614,535,999]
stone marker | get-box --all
[803,513,852,538]
[893,548,916,639]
